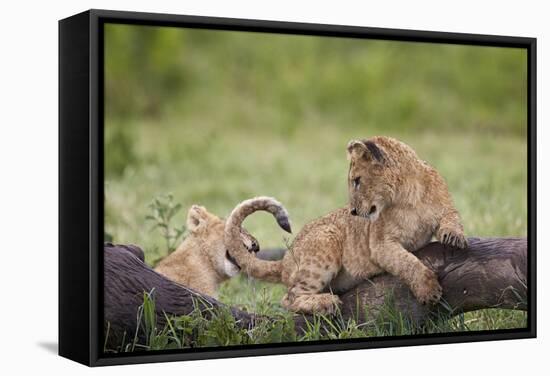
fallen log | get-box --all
[103,243,254,349]
[338,237,527,323]
[104,238,527,349]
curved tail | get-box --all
[224,197,292,283]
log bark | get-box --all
[338,237,527,324]
[103,243,254,348]
[103,238,527,348]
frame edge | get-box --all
[59,10,93,366]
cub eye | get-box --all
[353,176,361,189]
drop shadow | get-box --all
[37,341,58,354]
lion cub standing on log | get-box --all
[225,137,466,314]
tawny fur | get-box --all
[224,197,292,283]
[154,202,261,298]
[226,136,466,314]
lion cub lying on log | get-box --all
[225,136,466,314]
[155,198,290,298]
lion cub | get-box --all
[155,199,279,298]
[225,137,466,314]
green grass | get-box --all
[104,288,527,353]
[103,24,528,351]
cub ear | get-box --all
[347,140,368,161]
[347,139,385,163]
[187,205,209,233]
[363,140,385,163]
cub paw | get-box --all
[438,227,468,249]
[281,292,294,308]
[283,293,342,315]
[315,294,342,315]
[413,268,443,305]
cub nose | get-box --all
[350,208,358,216]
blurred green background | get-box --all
[104,23,527,330]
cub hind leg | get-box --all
[281,252,342,315]
[282,293,341,315]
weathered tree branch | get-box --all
[103,244,254,348]
[104,238,527,348]
[338,238,527,324]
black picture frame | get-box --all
[59,9,537,367]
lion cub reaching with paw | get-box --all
[225,137,466,314]
[155,198,289,298]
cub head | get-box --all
[186,205,259,278]
[346,138,397,221]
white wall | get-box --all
[0,0,546,374]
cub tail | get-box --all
[224,196,292,283]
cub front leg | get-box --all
[437,209,467,249]
[370,240,442,305]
